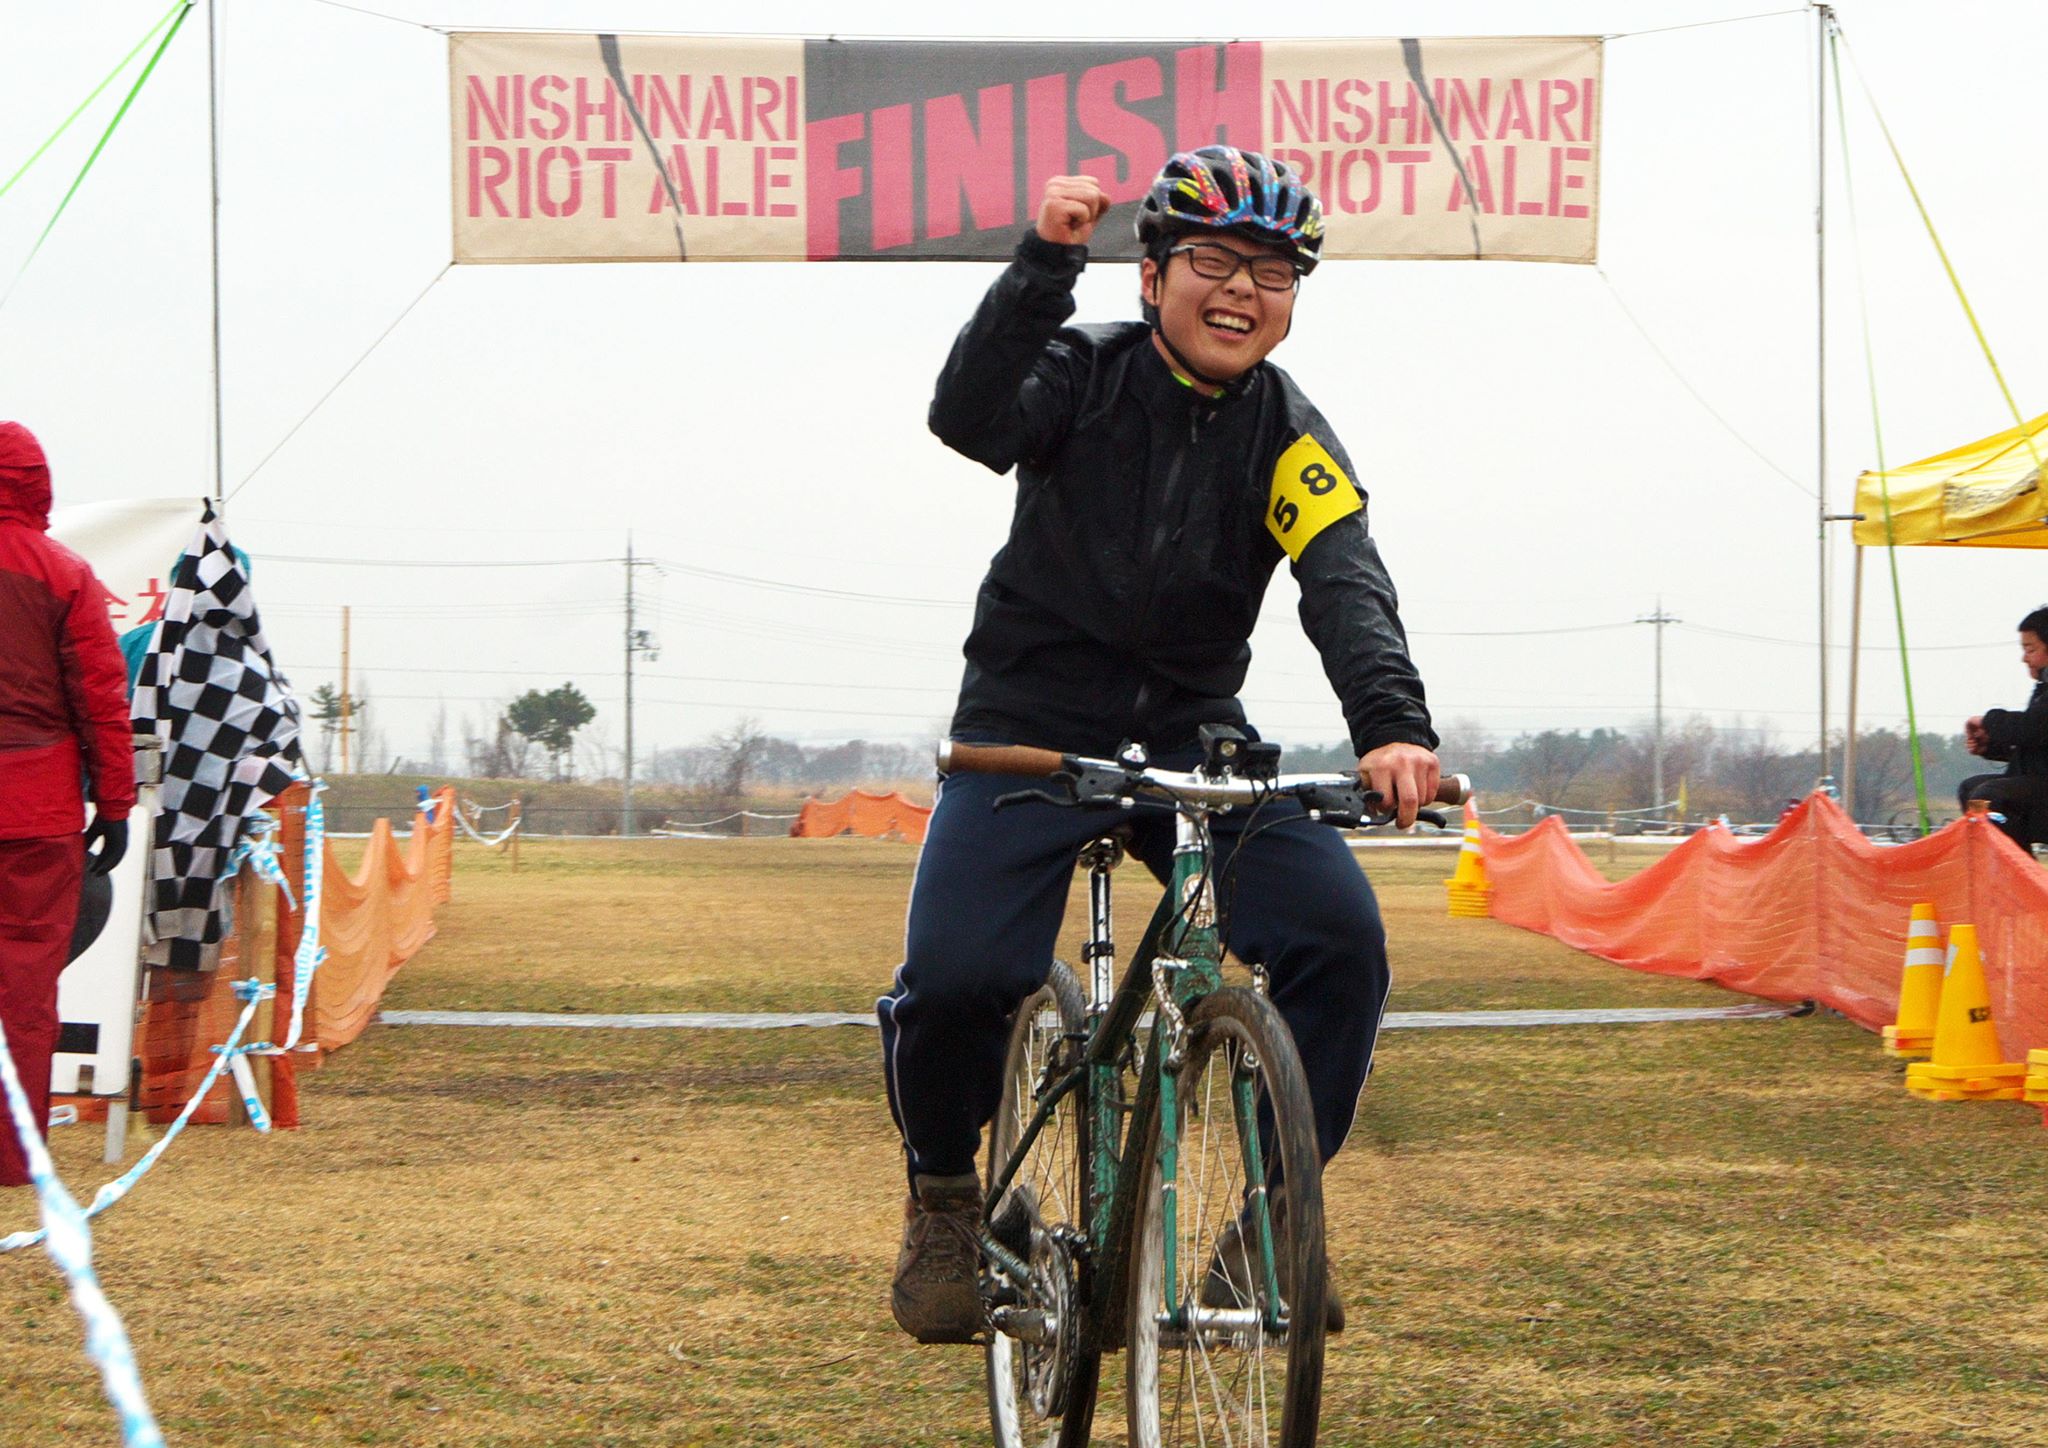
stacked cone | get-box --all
[2022,1050,2048,1112]
[1881,903,1944,1059]
[1904,924,2026,1101]
[1445,802,1491,918]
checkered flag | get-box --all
[132,508,304,970]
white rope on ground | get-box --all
[0,1016,166,1448]
[454,800,520,848]
[375,1002,1804,1031]
[654,810,801,828]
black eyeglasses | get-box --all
[1165,241,1301,292]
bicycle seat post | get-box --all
[1077,834,1125,1014]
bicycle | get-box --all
[942,726,1468,1448]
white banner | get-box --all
[49,497,204,641]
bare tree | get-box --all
[712,716,770,797]
[429,702,450,776]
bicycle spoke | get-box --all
[1128,989,1325,1448]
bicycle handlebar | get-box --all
[940,739,1471,828]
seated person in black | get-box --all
[1960,604,2048,851]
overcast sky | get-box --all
[3,0,2044,783]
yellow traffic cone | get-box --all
[1445,800,1491,919]
[1881,903,1943,1059]
[2023,1050,2048,1118]
[1905,924,2026,1101]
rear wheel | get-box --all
[986,961,1100,1448]
[1126,986,1327,1448]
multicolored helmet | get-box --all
[1135,146,1325,275]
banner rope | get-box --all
[1592,269,1814,498]
[0,2,193,317]
[1827,19,1932,835]
[225,264,452,501]
[0,0,186,211]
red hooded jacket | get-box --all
[0,422,136,839]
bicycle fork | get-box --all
[1150,812,1287,1340]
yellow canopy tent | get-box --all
[1853,411,2048,549]
[1843,409,2046,826]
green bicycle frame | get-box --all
[980,804,1289,1342]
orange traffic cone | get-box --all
[1445,801,1491,918]
[1904,924,2026,1101]
[1881,903,1943,1059]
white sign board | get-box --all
[51,775,155,1097]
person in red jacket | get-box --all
[0,421,135,1186]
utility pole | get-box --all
[1815,2,1834,787]
[339,605,353,775]
[1636,602,1679,817]
[622,537,659,835]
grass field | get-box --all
[5,837,2048,1447]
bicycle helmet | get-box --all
[1134,146,1324,276]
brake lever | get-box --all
[992,784,1078,812]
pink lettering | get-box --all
[1075,59,1165,203]
[468,145,512,217]
[926,86,1016,240]
[1174,44,1260,150]
[1385,149,1431,213]
[805,113,866,257]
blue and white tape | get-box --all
[272,778,329,1055]
[223,812,295,910]
[0,1015,165,1447]
[3,979,272,1254]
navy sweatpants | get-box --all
[877,760,1391,1183]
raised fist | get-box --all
[1036,175,1111,247]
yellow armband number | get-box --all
[1265,434,1362,561]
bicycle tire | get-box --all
[986,960,1101,1448]
[1125,985,1327,1448]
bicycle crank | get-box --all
[989,1226,1086,1419]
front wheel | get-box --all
[986,961,1100,1448]
[1126,986,1327,1448]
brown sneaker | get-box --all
[1199,1189,1345,1334]
[890,1173,985,1344]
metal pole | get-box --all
[1815,2,1832,786]
[206,0,226,508]
[623,534,635,837]
[1844,544,1864,817]
[339,605,352,775]
[1655,608,1665,813]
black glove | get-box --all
[83,816,128,877]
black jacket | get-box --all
[931,231,1435,761]
[1983,676,2048,779]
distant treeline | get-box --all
[1282,720,1977,827]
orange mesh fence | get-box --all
[791,789,931,843]
[1483,792,2048,1054]
[132,785,456,1126]
[301,795,455,1052]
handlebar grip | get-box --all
[938,741,1068,777]
[1437,774,1472,807]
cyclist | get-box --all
[879,147,1440,1343]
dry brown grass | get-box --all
[5,837,2048,1446]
